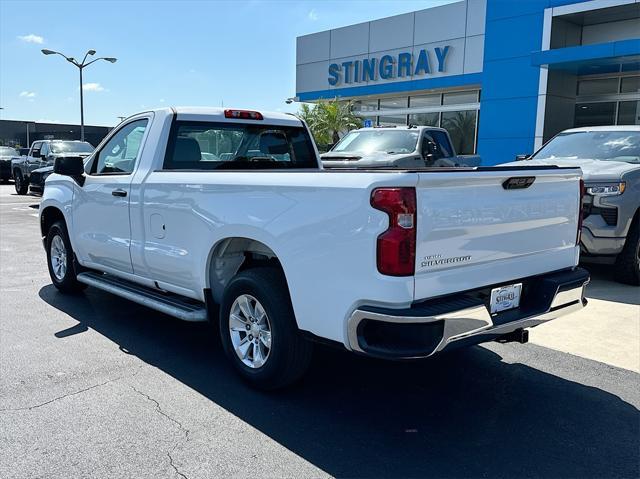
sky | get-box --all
[0,0,455,127]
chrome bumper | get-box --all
[348,268,590,359]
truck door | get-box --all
[72,118,149,274]
[27,142,43,174]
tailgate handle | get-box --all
[503,176,535,190]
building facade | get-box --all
[0,120,111,149]
[295,0,640,164]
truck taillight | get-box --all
[577,178,584,246]
[371,187,416,276]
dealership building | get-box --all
[295,0,640,164]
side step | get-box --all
[77,272,208,322]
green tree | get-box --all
[298,99,362,147]
[442,111,477,155]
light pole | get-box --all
[41,49,117,141]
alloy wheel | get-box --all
[228,294,272,368]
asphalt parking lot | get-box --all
[1,183,639,479]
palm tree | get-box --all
[298,99,362,147]
[442,111,477,155]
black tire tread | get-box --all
[46,220,86,294]
[14,171,28,195]
[219,267,312,390]
[615,214,640,286]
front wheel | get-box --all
[14,171,28,195]
[615,216,640,286]
[46,221,86,293]
[219,268,313,390]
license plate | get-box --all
[490,283,522,314]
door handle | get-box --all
[112,189,127,197]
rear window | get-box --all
[163,121,318,170]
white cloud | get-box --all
[19,91,36,98]
[18,34,44,44]
[159,98,165,103]
[308,9,318,21]
[82,82,105,92]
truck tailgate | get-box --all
[414,167,582,300]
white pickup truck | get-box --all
[40,107,589,389]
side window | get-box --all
[422,134,444,165]
[429,130,454,157]
[40,143,49,157]
[31,142,42,158]
[92,119,148,175]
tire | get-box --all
[219,268,313,390]
[45,220,86,293]
[615,215,640,286]
[14,171,28,195]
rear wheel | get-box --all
[219,268,313,390]
[46,220,86,293]
[14,171,28,195]
[615,215,640,286]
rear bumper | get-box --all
[348,268,590,359]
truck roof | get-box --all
[563,125,640,133]
[139,107,303,126]
[355,125,448,133]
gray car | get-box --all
[510,126,640,285]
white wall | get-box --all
[295,0,486,95]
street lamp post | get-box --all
[41,49,117,142]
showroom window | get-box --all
[575,75,640,126]
[379,97,409,109]
[378,115,408,126]
[409,112,439,127]
[441,110,478,155]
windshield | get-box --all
[0,147,18,156]
[50,141,94,154]
[533,131,640,163]
[331,130,419,154]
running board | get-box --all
[77,272,208,322]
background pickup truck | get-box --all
[39,107,589,389]
[509,125,640,285]
[321,125,481,169]
[11,139,94,194]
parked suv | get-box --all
[0,146,19,182]
[12,140,93,194]
[511,126,639,285]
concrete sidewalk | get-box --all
[530,265,640,373]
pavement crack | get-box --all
[0,377,121,412]
[131,386,190,479]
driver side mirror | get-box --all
[515,154,531,161]
[54,156,85,185]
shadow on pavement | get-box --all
[581,263,639,305]
[39,285,639,478]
